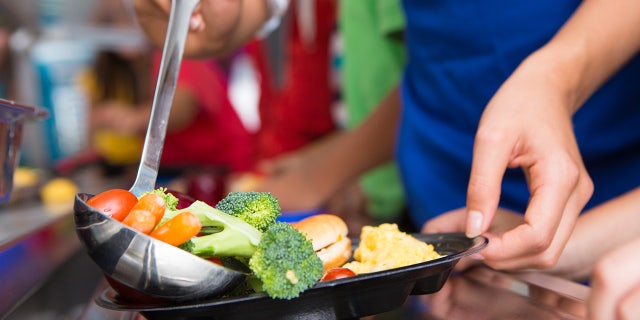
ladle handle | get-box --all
[130,0,200,197]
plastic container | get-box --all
[0,98,48,202]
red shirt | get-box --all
[153,53,253,172]
[250,0,338,160]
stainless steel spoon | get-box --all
[74,0,245,301]
[130,0,197,197]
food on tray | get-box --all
[320,267,356,282]
[291,214,352,272]
[215,191,281,232]
[149,211,202,246]
[343,223,443,274]
[85,187,448,300]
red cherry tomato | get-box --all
[321,268,356,282]
[87,189,138,221]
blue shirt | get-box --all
[398,0,640,227]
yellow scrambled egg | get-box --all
[343,223,443,274]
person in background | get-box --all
[90,50,254,203]
[233,1,376,234]
[132,1,640,313]
[80,49,149,173]
[252,0,338,161]
[253,0,410,232]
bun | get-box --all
[292,214,348,251]
[317,236,352,271]
[291,214,351,271]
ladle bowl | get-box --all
[74,193,246,301]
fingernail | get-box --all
[466,210,483,238]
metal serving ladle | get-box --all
[74,0,245,301]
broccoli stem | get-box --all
[188,228,259,258]
[165,200,263,259]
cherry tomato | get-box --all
[321,267,356,282]
[150,211,202,246]
[87,189,138,221]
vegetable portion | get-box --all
[321,267,356,282]
[215,191,280,232]
[150,211,202,246]
[86,189,138,221]
[172,201,262,258]
[122,193,166,234]
[177,192,323,299]
[87,188,324,300]
[249,222,324,299]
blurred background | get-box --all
[0,1,412,318]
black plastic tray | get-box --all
[96,233,487,320]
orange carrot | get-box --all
[122,209,157,234]
[150,211,202,246]
[122,193,166,234]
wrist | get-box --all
[525,42,587,115]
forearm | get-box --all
[313,86,400,190]
[531,0,640,113]
[549,187,640,281]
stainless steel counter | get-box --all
[0,167,131,319]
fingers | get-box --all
[467,113,593,269]
[465,126,512,237]
[588,238,640,320]
[479,154,591,270]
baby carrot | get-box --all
[122,193,166,234]
[150,211,202,246]
[122,209,157,234]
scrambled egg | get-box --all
[343,223,443,274]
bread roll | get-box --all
[292,214,351,271]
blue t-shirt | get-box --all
[399,0,640,227]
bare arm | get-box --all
[255,86,400,211]
[549,187,640,281]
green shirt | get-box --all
[338,0,406,220]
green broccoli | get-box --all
[164,200,262,258]
[147,187,179,211]
[249,222,324,300]
[215,191,281,232]
[165,195,322,300]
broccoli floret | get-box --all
[147,187,179,211]
[248,222,323,300]
[215,191,281,232]
[168,200,262,258]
